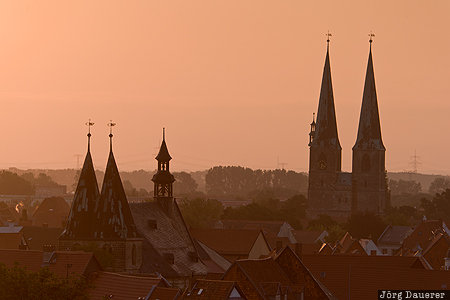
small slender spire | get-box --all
[107,120,116,151]
[163,127,165,141]
[85,119,94,151]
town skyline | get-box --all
[0,1,449,174]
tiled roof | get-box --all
[147,286,181,300]
[377,225,413,246]
[292,230,324,244]
[45,251,101,278]
[0,249,43,272]
[195,240,231,274]
[184,279,241,299]
[33,197,70,228]
[22,226,62,251]
[220,219,287,235]
[402,220,446,252]
[302,254,433,299]
[190,229,263,256]
[130,201,207,277]
[423,233,450,270]
[88,272,163,300]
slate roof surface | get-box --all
[194,239,231,273]
[94,150,138,240]
[130,201,207,277]
[88,272,163,300]
[378,225,413,246]
[312,45,341,148]
[61,144,99,239]
[190,229,262,256]
[354,44,385,150]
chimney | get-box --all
[445,248,450,270]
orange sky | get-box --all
[0,1,449,174]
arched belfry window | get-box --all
[362,154,371,172]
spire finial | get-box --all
[163,128,165,141]
[313,112,316,122]
[107,120,116,151]
[85,119,94,150]
[368,31,375,50]
[326,31,332,50]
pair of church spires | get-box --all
[309,34,384,151]
[62,122,171,241]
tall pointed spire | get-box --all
[312,37,341,149]
[61,121,100,240]
[353,37,385,150]
[95,124,137,239]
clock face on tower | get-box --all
[319,160,327,170]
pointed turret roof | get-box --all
[94,134,138,239]
[353,42,385,150]
[312,43,341,149]
[155,128,172,162]
[61,132,100,240]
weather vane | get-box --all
[85,119,94,135]
[326,31,332,45]
[369,31,375,43]
[107,120,116,138]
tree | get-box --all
[123,180,138,197]
[428,177,450,195]
[420,188,450,220]
[347,212,387,240]
[0,171,35,195]
[383,205,419,226]
[0,263,89,300]
[389,179,421,195]
[173,172,198,196]
[179,198,224,229]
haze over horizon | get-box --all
[1,1,449,175]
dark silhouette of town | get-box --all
[0,39,449,299]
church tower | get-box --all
[60,121,99,241]
[308,38,348,217]
[352,37,388,214]
[152,128,176,214]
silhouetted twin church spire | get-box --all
[62,126,173,240]
[308,38,388,218]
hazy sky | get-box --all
[0,1,449,174]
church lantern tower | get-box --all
[152,128,176,213]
